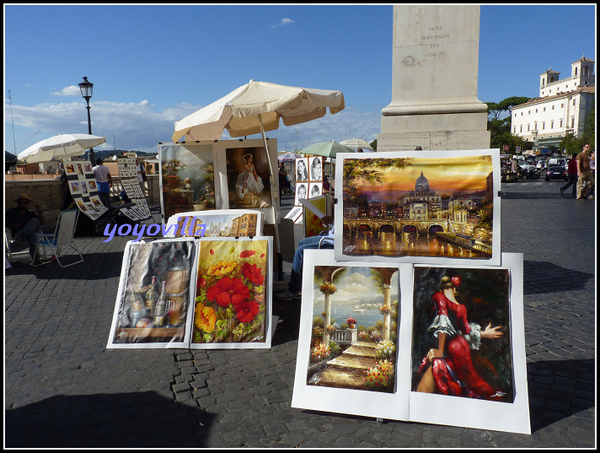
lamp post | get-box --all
[78,76,96,165]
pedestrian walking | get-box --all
[560,155,578,196]
[575,144,594,200]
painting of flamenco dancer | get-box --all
[226,147,272,209]
[411,266,514,403]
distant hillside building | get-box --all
[510,56,595,151]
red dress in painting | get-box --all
[418,291,502,400]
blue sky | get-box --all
[3,4,596,156]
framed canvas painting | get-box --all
[159,143,216,222]
[405,253,530,434]
[107,238,198,349]
[334,149,501,266]
[163,209,264,239]
[292,249,411,420]
[190,236,273,349]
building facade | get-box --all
[510,57,595,151]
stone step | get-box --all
[327,353,375,371]
[312,366,367,390]
[343,344,377,358]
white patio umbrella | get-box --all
[171,80,345,271]
[17,133,106,163]
[340,138,373,150]
[172,79,345,143]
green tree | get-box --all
[487,96,533,154]
[581,99,595,151]
[486,96,531,121]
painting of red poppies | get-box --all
[191,237,272,348]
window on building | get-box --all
[542,122,545,130]
[551,121,554,129]
[560,119,563,128]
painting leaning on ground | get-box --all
[306,265,400,393]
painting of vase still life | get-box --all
[306,264,400,393]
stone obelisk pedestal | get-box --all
[378,5,490,152]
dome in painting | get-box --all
[415,171,430,192]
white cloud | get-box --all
[50,85,81,96]
[9,99,382,155]
[272,18,294,28]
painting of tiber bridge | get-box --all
[341,155,495,259]
[306,265,399,393]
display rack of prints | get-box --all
[117,156,151,221]
[63,160,109,220]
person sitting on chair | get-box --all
[276,216,334,301]
[6,193,44,264]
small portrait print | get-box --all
[70,182,81,194]
[81,181,88,195]
[310,156,323,181]
[88,180,97,191]
[91,195,103,207]
[309,183,322,199]
[296,158,309,181]
[65,163,76,174]
[296,183,308,206]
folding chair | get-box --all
[33,209,84,268]
[5,227,34,265]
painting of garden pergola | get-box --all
[306,265,399,393]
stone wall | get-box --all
[5,175,161,228]
[5,179,64,226]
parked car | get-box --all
[545,166,568,181]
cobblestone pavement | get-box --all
[5,179,596,448]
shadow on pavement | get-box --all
[5,251,124,280]
[5,391,215,448]
[523,260,594,295]
[527,358,595,433]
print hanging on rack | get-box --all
[117,156,151,221]
[63,160,108,220]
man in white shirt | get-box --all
[93,159,113,208]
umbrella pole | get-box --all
[258,114,283,280]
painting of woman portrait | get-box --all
[226,147,271,209]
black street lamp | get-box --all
[79,76,96,165]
